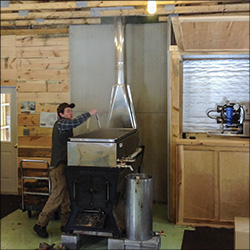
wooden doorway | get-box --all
[1,86,18,194]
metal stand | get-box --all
[61,234,83,250]
[61,234,161,250]
[20,159,51,217]
[108,236,161,249]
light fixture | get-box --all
[147,0,157,15]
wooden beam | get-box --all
[1,9,149,20]
[1,10,92,20]
[172,3,250,14]
[177,15,249,22]
[1,3,248,22]
[1,1,221,12]
[1,28,69,36]
[171,17,184,51]
[1,18,101,27]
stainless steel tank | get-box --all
[125,173,153,241]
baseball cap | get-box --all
[57,102,75,116]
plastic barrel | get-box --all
[125,173,153,241]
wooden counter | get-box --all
[176,137,249,228]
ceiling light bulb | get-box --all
[147,0,157,15]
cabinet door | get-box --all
[219,151,250,221]
[178,147,216,223]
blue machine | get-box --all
[207,100,250,137]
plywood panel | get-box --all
[219,151,250,221]
[177,141,249,227]
[172,16,249,51]
[181,21,249,51]
[183,149,216,220]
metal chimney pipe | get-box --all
[107,17,137,128]
[114,16,126,85]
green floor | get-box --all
[1,205,194,249]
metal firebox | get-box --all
[65,128,144,238]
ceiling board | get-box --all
[172,16,249,51]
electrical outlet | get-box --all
[23,129,30,136]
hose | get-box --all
[206,109,218,119]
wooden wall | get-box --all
[1,33,70,192]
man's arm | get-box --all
[58,112,91,133]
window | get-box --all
[182,56,250,133]
[1,93,11,141]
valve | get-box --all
[154,230,167,237]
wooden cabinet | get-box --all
[176,139,249,227]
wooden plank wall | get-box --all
[1,35,17,86]
[1,33,70,192]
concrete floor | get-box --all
[1,204,194,249]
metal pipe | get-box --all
[126,173,153,241]
[114,16,126,85]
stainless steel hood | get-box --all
[107,17,137,129]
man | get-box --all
[33,102,98,238]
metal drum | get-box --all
[125,173,153,241]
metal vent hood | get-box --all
[107,17,137,129]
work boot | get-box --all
[33,224,49,238]
[38,242,55,249]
